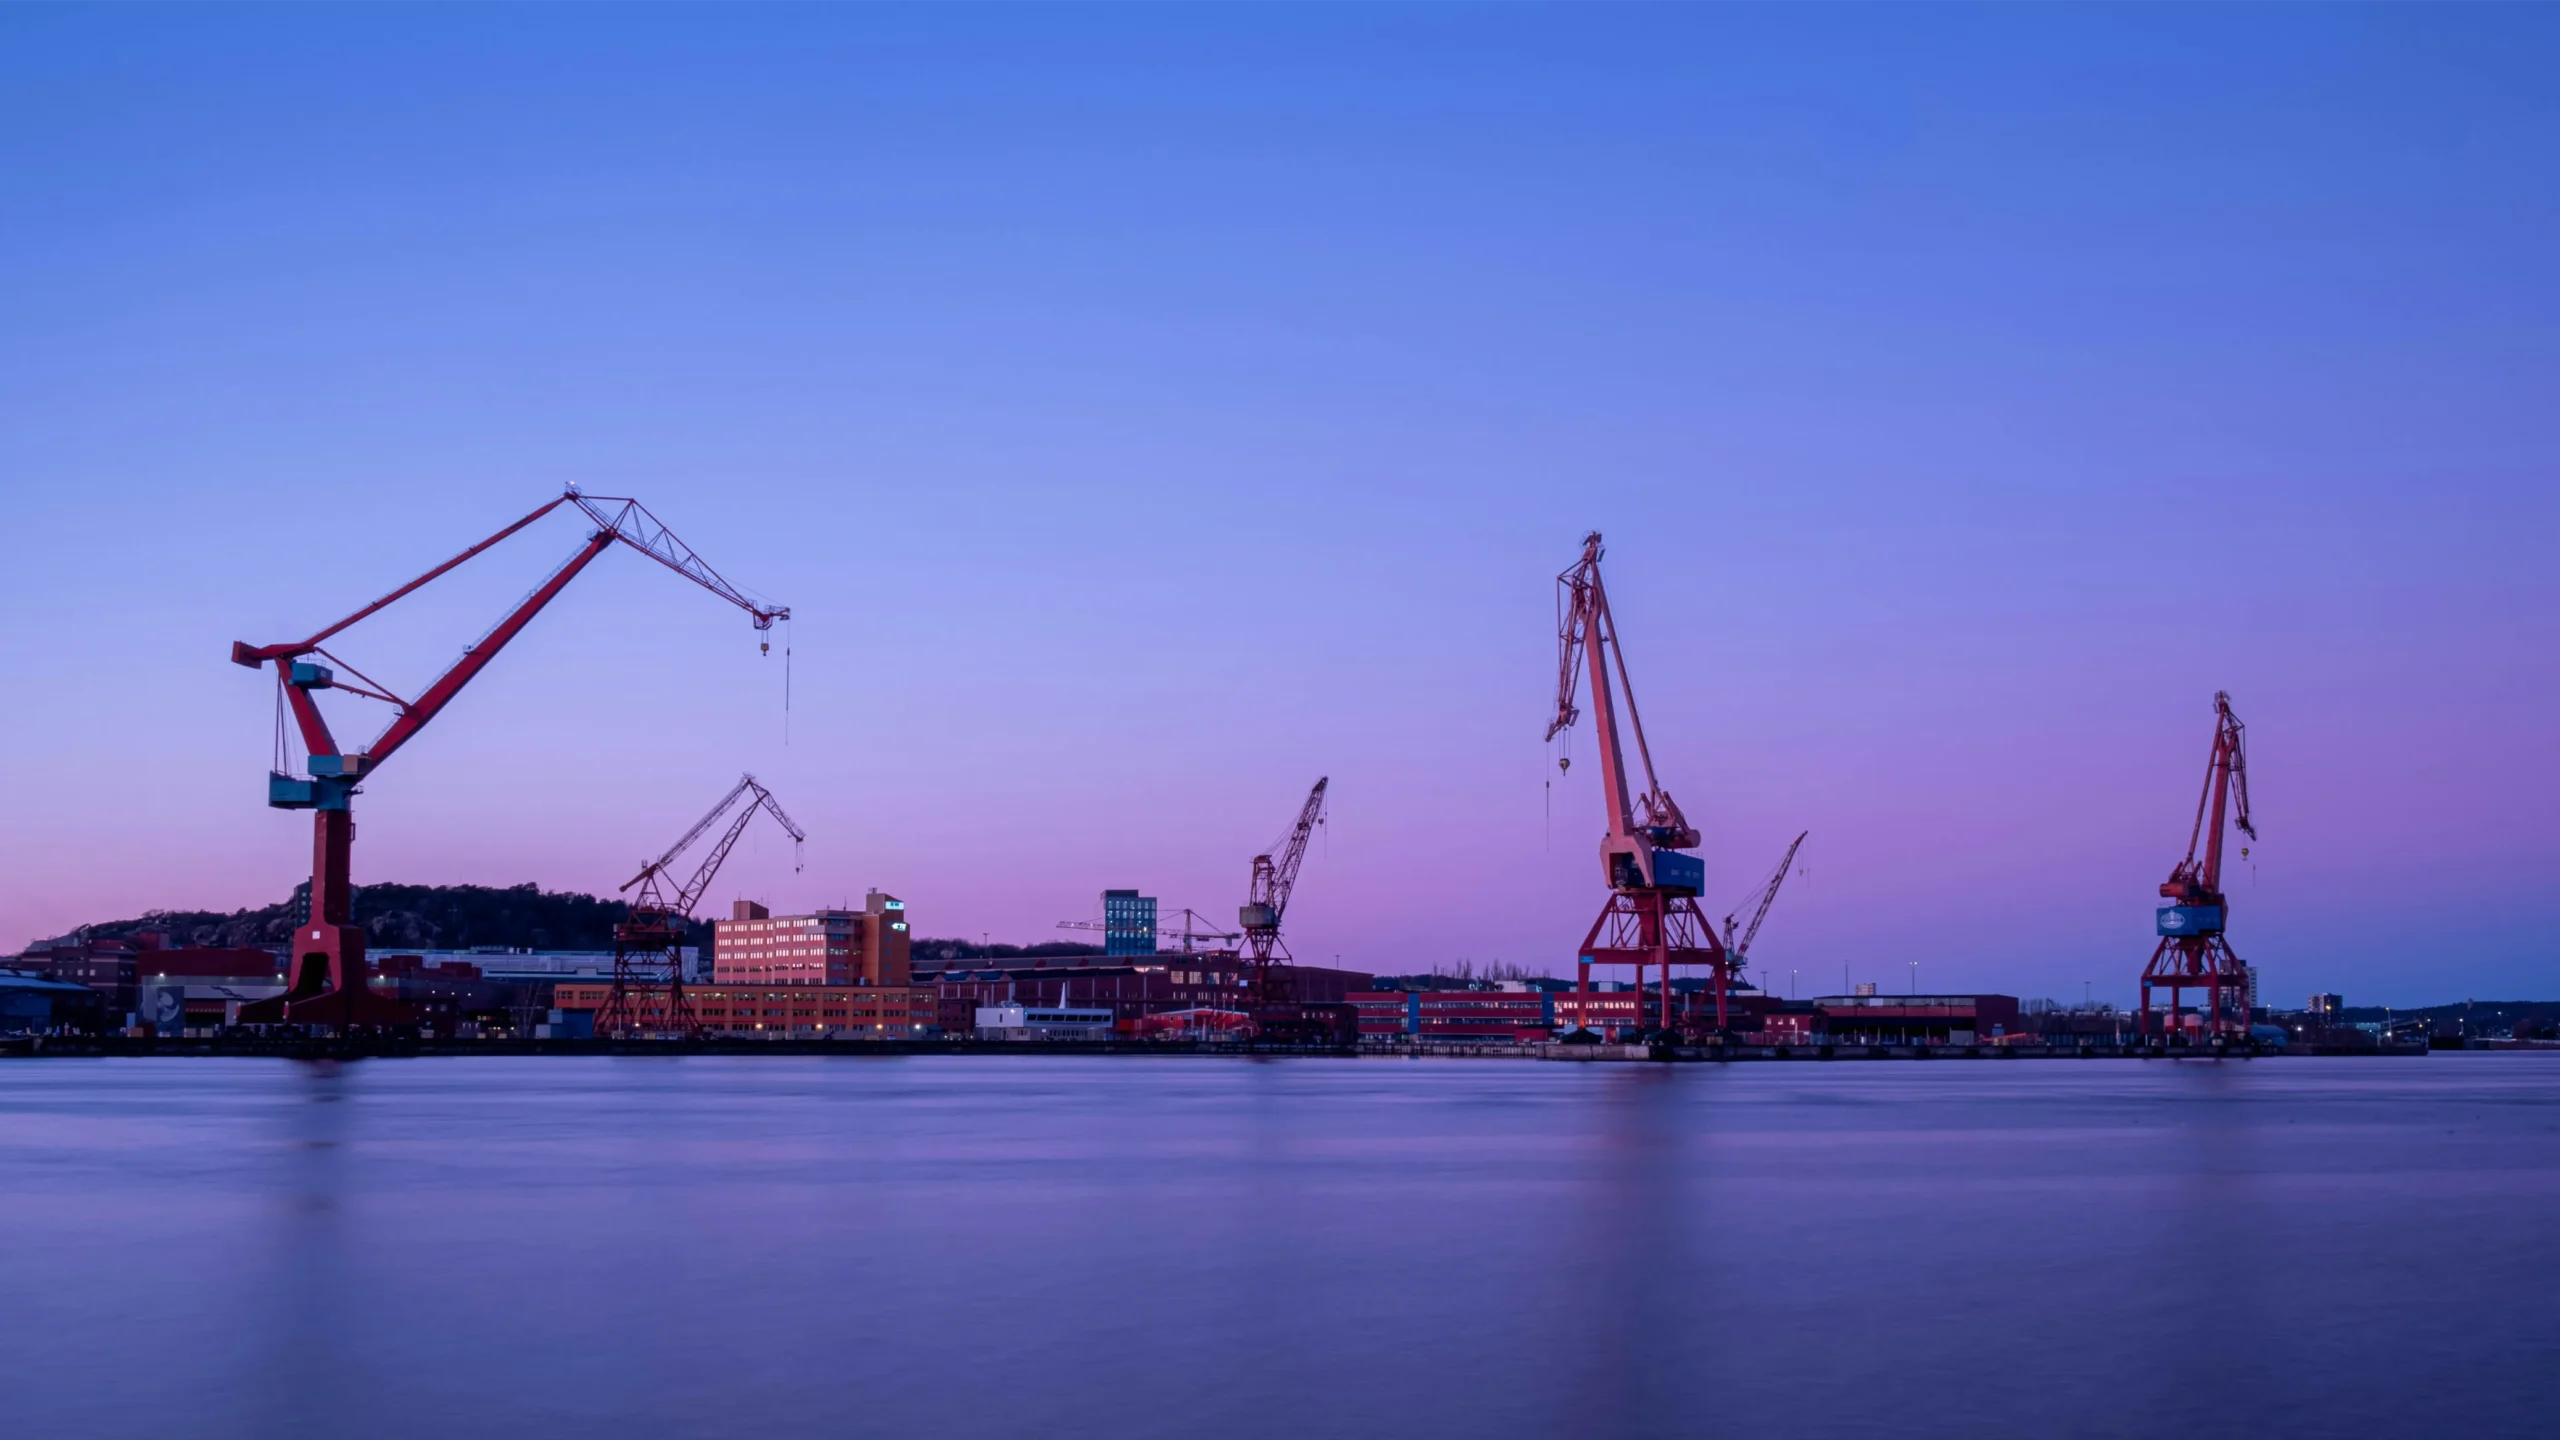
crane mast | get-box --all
[1547,533,1733,1038]
[231,488,785,1029]
[600,774,806,1040]
[1241,777,1328,1006]
[2139,691,2258,1042]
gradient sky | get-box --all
[4,6,2554,1007]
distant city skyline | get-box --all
[3,7,2554,1006]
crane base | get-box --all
[237,985,416,1029]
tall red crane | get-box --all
[2140,691,2257,1041]
[1240,777,1328,1007]
[231,488,786,1028]
[598,773,807,1039]
[1547,532,1733,1038]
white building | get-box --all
[974,1004,1115,1041]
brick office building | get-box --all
[550,979,935,1038]
[553,890,933,1038]
[1350,989,1557,1042]
[714,891,913,987]
[1811,993,2022,1046]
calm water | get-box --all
[3,1055,2556,1438]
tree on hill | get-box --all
[912,937,1105,964]
[54,882,710,954]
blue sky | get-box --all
[3,5,2555,1005]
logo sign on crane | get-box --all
[2156,905,2225,936]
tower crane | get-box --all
[230,488,786,1028]
[2140,691,2257,1042]
[598,774,807,1039]
[1240,777,1328,1008]
[1546,532,1733,1038]
[1056,909,1242,953]
[1723,830,1810,981]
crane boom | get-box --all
[1240,777,1329,1006]
[674,781,806,919]
[1548,532,1698,893]
[620,774,807,920]
[235,486,787,783]
[626,775,762,893]
[232,488,786,1029]
[2173,691,2253,898]
[601,775,805,1041]
[1724,830,1809,961]
[1258,777,1330,928]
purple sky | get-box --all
[3,7,2554,1006]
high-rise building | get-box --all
[713,890,912,987]
[1102,890,1157,958]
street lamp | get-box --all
[1910,960,1919,996]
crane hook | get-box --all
[1558,757,1571,775]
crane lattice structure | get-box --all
[1723,830,1810,981]
[2140,691,2257,1041]
[1240,777,1328,1007]
[1547,532,1734,1038]
[229,487,785,1028]
[1056,908,1241,953]
[599,774,807,1039]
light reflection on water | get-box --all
[3,1055,2556,1438]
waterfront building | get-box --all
[973,1003,1116,1040]
[1810,993,2022,1046]
[713,891,911,987]
[1101,890,1157,958]
[120,946,289,1033]
[1350,989,1558,1042]
[918,956,1369,1027]
[1551,985,1646,1037]
[550,981,935,1038]
[0,968,107,1033]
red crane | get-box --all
[231,489,786,1028]
[2140,691,2257,1041]
[599,773,807,1039]
[1546,532,1733,1039]
[1240,777,1329,1007]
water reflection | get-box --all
[2,1056,2556,1439]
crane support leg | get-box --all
[1576,889,1731,1041]
[237,808,413,1028]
